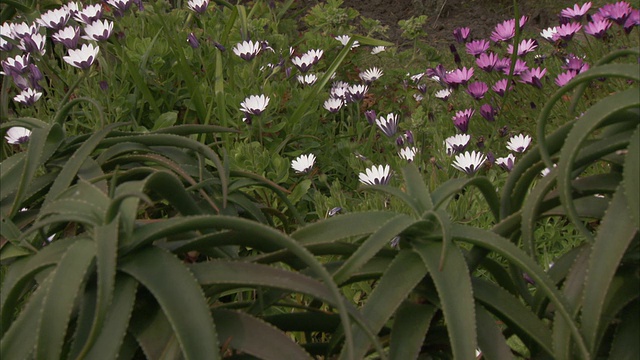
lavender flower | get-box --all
[466,81,488,100]
[584,19,612,38]
[359,165,392,185]
[490,17,526,42]
[501,58,529,76]
[480,103,497,121]
[453,27,470,43]
[560,2,592,20]
[623,9,639,33]
[452,151,486,175]
[540,27,559,42]
[476,52,498,72]
[444,66,474,88]
[555,70,577,86]
[599,1,632,25]
[492,79,509,96]
[519,67,547,88]
[465,39,489,56]
[452,109,474,133]
[507,39,538,57]
[376,113,400,137]
[555,22,582,41]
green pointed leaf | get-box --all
[213,309,312,360]
[291,211,399,245]
[475,304,514,360]
[389,302,436,360]
[622,125,640,229]
[412,241,477,360]
[401,164,433,213]
[608,301,640,360]
[119,246,219,360]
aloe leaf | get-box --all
[622,125,640,229]
[35,239,96,360]
[557,90,639,242]
[291,211,399,245]
[401,164,434,213]
[412,241,477,360]
[475,303,514,360]
[339,250,427,360]
[333,214,416,285]
[129,305,183,360]
[0,152,26,202]
[119,246,220,360]
[608,300,640,360]
[152,124,238,136]
[213,309,312,360]
[0,237,81,334]
[0,272,53,360]
[359,184,424,215]
[38,179,110,227]
[581,185,638,353]
[431,176,500,221]
[472,278,552,355]
[388,301,436,360]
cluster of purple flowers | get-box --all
[1,1,140,107]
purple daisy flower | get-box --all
[491,19,516,42]
[496,153,516,171]
[563,55,590,73]
[453,27,470,43]
[480,103,497,121]
[466,81,488,100]
[507,39,538,57]
[501,58,529,76]
[444,66,474,88]
[560,2,592,21]
[494,57,511,73]
[519,67,547,89]
[555,70,578,86]
[556,22,583,41]
[623,9,639,33]
[492,79,510,97]
[584,19,612,38]
[426,64,448,85]
[599,1,632,25]
[452,108,474,133]
[465,39,490,56]
[476,52,499,72]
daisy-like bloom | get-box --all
[396,130,414,147]
[399,147,418,162]
[330,81,350,100]
[434,88,452,100]
[444,66,474,88]
[507,39,538,57]
[492,78,509,96]
[364,110,376,125]
[63,43,99,69]
[359,67,383,84]
[491,19,515,42]
[496,153,516,171]
[452,109,474,133]
[13,87,42,105]
[480,103,497,121]
[82,19,113,41]
[453,27,470,43]
[37,8,70,30]
[323,97,343,113]
[555,22,582,41]
[240,94,270,116]
[599,1,632,25]
[105,0,132,16]
[555,70,577,86]
[452,151,486,175]
[466,81,488,100]
[297,73,317,86]
[563,54,590,73]
[18,33,46,56]
[52,26,81,49]
[73,4,103,24]
[291,153,316,173]
[348,84,368,102]
[560,2,592,20]
[335,35,359,49]
[187,32,199,48]
[376,113,400,137]
[233,40,261,61]
[0,23,13,51]
[465,39,489,56]
[1,54,30,76]
[445,134,471,155]
[305,49,323,64]
[476,52,498,72]
[65,1,82,15]
[359,164,392,186]
[370,46,386,54]
[328,206,342,217]
[4,126,32,144]
[519,67,547,89]
[187,0,209,13]
[623,9,639,33]
[291,53,315,73]
[11,22,39,39]
[502,58,529,76]
[540,26,559,42]
[507,134,532,153]
[584,19,612,38]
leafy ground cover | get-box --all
[1,0,639,359]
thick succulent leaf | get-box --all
[37,179,110,227]
[0,152,26,202]
[475,303,514,360]
[431,176,500,221]
[388,301,436,360]
[622,124,640,229]
[412,241,477,360]
[119,246,219,360]
[213,309,312,360]
[0,237,82,335]
[401,163,433,213]
[0,272,53,359]
[129,305,183,360]
[333,213,416,285]
[36,239,96,360]
[581,185,638,353]
[359,184,424,215]
[608,300,640,360]
[472,278,552,355]
[291,211,399,245]
[339,250,427,360]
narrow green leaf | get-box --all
[431,176,500,221]
[213,309,312,360]
[622,125,640,229]
[401,164,433,213]
[412,241,477,360]
[389,302,436,360]
[129,306,182,360]
[581,186,638,353]
[291,211,399,245]
[475,304,514,360]
[608,301,640,360]
[36,239,96,360]
[119,246,219,360]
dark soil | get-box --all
[338,0,572,49]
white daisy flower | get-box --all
[496,153,516,171]
[4,126,32,144]
[540,26,558,41]
[371,46,386,54]
[359,164,392,185]
[323,97,343,113]
[375,113,400,137]
[187,0,209,13]
[444,134,471,155]
[335,35,360,49]
[11,22,39,39]
[63,43,99,69]
[297,73,317,85]
[240,94,270,115]
[359,67,383,84]
[452,151,486,175]
[73,4,103,25]
[506,134,532,153]
[291,153,316,173]
[233,40,261,61]
[435,88,452,100]
[399,147,418,162]
[18,33,46,55]
[13,88,42,106]
[82,19,113,41]
[37,8,71,29]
